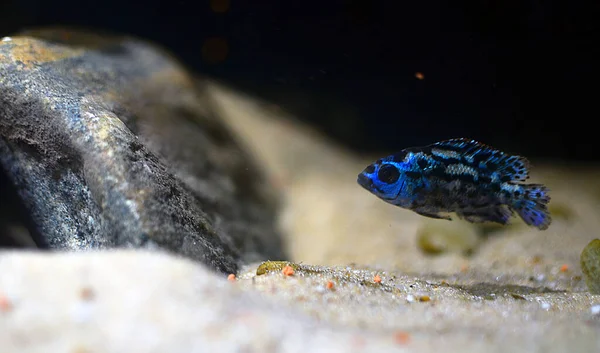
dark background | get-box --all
[1,0,599,160]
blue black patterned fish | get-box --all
[357,138,551,230]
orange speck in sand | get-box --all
[373,274,382,283]
[415,72,424,80]
[227,274,236,282]
[282,265,295,276]
[326,281,334,289]
[560,264,569,272]
[80,287,95,301]
[0,293,12,312]
[394,331,411,344]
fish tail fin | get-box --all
[512,184,551,230]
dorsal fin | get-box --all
[431,138,530,182]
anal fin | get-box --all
[414,209,453,221]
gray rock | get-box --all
[0,28,284,274]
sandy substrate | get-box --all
[1,81,599,352]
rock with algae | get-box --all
[581,238,600,294]
[256,260,299,275]
[0,28,284,274]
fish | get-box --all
[357,138,551,230]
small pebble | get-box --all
[80,287,95,301]
[1,37,12,42]
[406,294,416,303]
[591,305,600,315]
[418,295,431,302]
[394,331,411,344]
[530,255,544,265]
[581,239,600,294]
[416,220,481,255]
[282,265,295,276]
[0,293,12,312]
[540,302,551,310]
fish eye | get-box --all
[364,164,376,174]
[377,164,400,184]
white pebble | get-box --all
[1,37,12,42]
[591,305,600,315]
[406,294,415,303]
[540,302,551,310]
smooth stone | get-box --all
[0,28,284,273]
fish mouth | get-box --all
[357,172,398,200]
[357,173,387,195]
[357,173,373,190]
